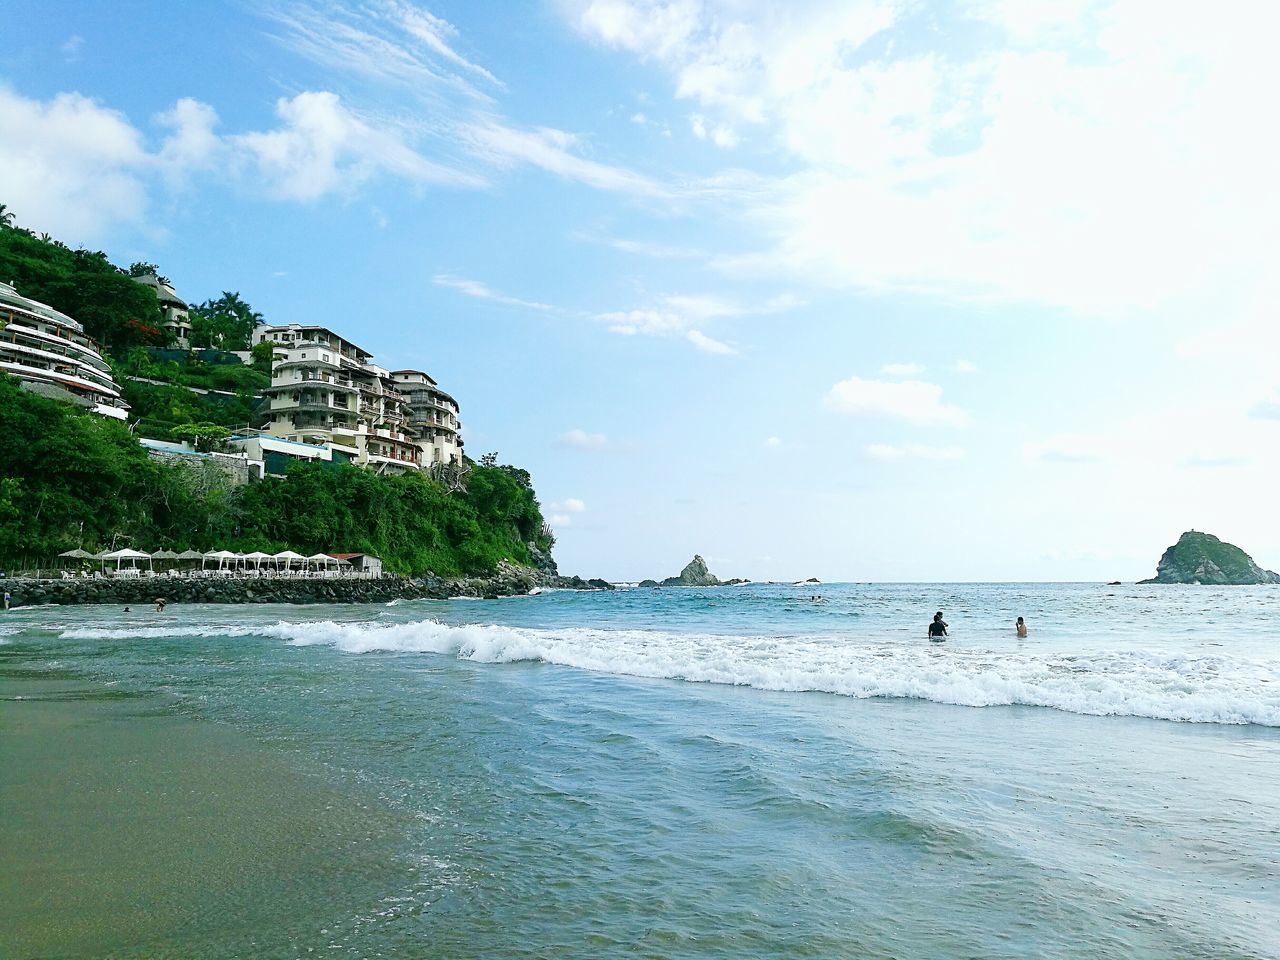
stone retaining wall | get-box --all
[0,568,612,609]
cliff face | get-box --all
[1140,531,1280,585]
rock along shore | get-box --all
[0,564,613,609]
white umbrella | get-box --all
[204,549,238,569]
[273,550,307,569]
[243,551,273,569]
[306,553,335,566]
[100,548,152,570]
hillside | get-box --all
[1140,531,1280,585]
[0,375,554,576]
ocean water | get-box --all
[2,582,1279,958]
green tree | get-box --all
[171,422,232,452]
[190,291,263,350]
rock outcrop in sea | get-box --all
[1139,531,1280,585]
[660,555,721,587]
[639,555,747,587]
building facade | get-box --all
[252,323,424,474]
[0,281,129,420]
[391,369,465,467]
[131,272,192,347]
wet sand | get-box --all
[0,666,420,959]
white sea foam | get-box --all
[56,618,1280,725]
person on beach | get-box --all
[123,607,131,613]
[154,597,166,612]
[3,590,9,611]
[928,611,948,640]
[1016,616,1028,637]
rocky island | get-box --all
[1140,531,1280,585]
[639,555,748,587]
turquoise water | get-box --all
[3,583,1280,958]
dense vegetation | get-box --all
[0,222,166,354]
[114,348,269,441]
[0,376,553,576]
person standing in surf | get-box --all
[928,611,948,641]
[1016,616,1028,637]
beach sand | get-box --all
[0,665,418,958]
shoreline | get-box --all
[0,564,614,608]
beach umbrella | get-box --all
[204,549,238,569]
[243,551,273,569]
[100,548,152,570]
[59,548,95,559]
[175,549,204,566]
[306,553,335,566]
[152,549,180,560]
[273,550,306,568]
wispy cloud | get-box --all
[559,428,608,450]
[686,329,738,355]
[460,121,671,198]
[866,443,965,461]
[432,275,555,311]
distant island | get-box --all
[639,555,748,587]
[1140,531,1280,585]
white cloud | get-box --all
[0,85,486,240]
[549,498,587,513]
[866,443,965,461]
[825,376,969,425]
[567,1,1280,318]
[880,362,924,377]
[433,275,554,311]
[559,428,608,450]
[631,111,647,124]
[597,308,686,336]
[0,87,150,240]
[686,329,738,355]
[710,124,739,148]
[233,91,479,200]
[61,35,84,62]
[955,359,978,374]
[765,436,783,448]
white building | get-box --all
[252,323,422,474]
[131,271,192,347]
[0,281,129,420]
[391,369,465,467]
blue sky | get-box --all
[4,0,1280,581]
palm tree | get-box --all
[0,204,14,229]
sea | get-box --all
[1,582,1278,959]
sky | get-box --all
[3,0,1280,582]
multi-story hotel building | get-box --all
[252,323,424,474]
[131,271,192,347]
[0,281,129,420]
[391,370,465,467]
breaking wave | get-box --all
[63,618,1280,726]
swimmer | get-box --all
[928,611,948,641]
[1016,616,1028,638]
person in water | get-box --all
[928,611,948,640]
[154,597,167,612]
[1016,616,1028,637]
